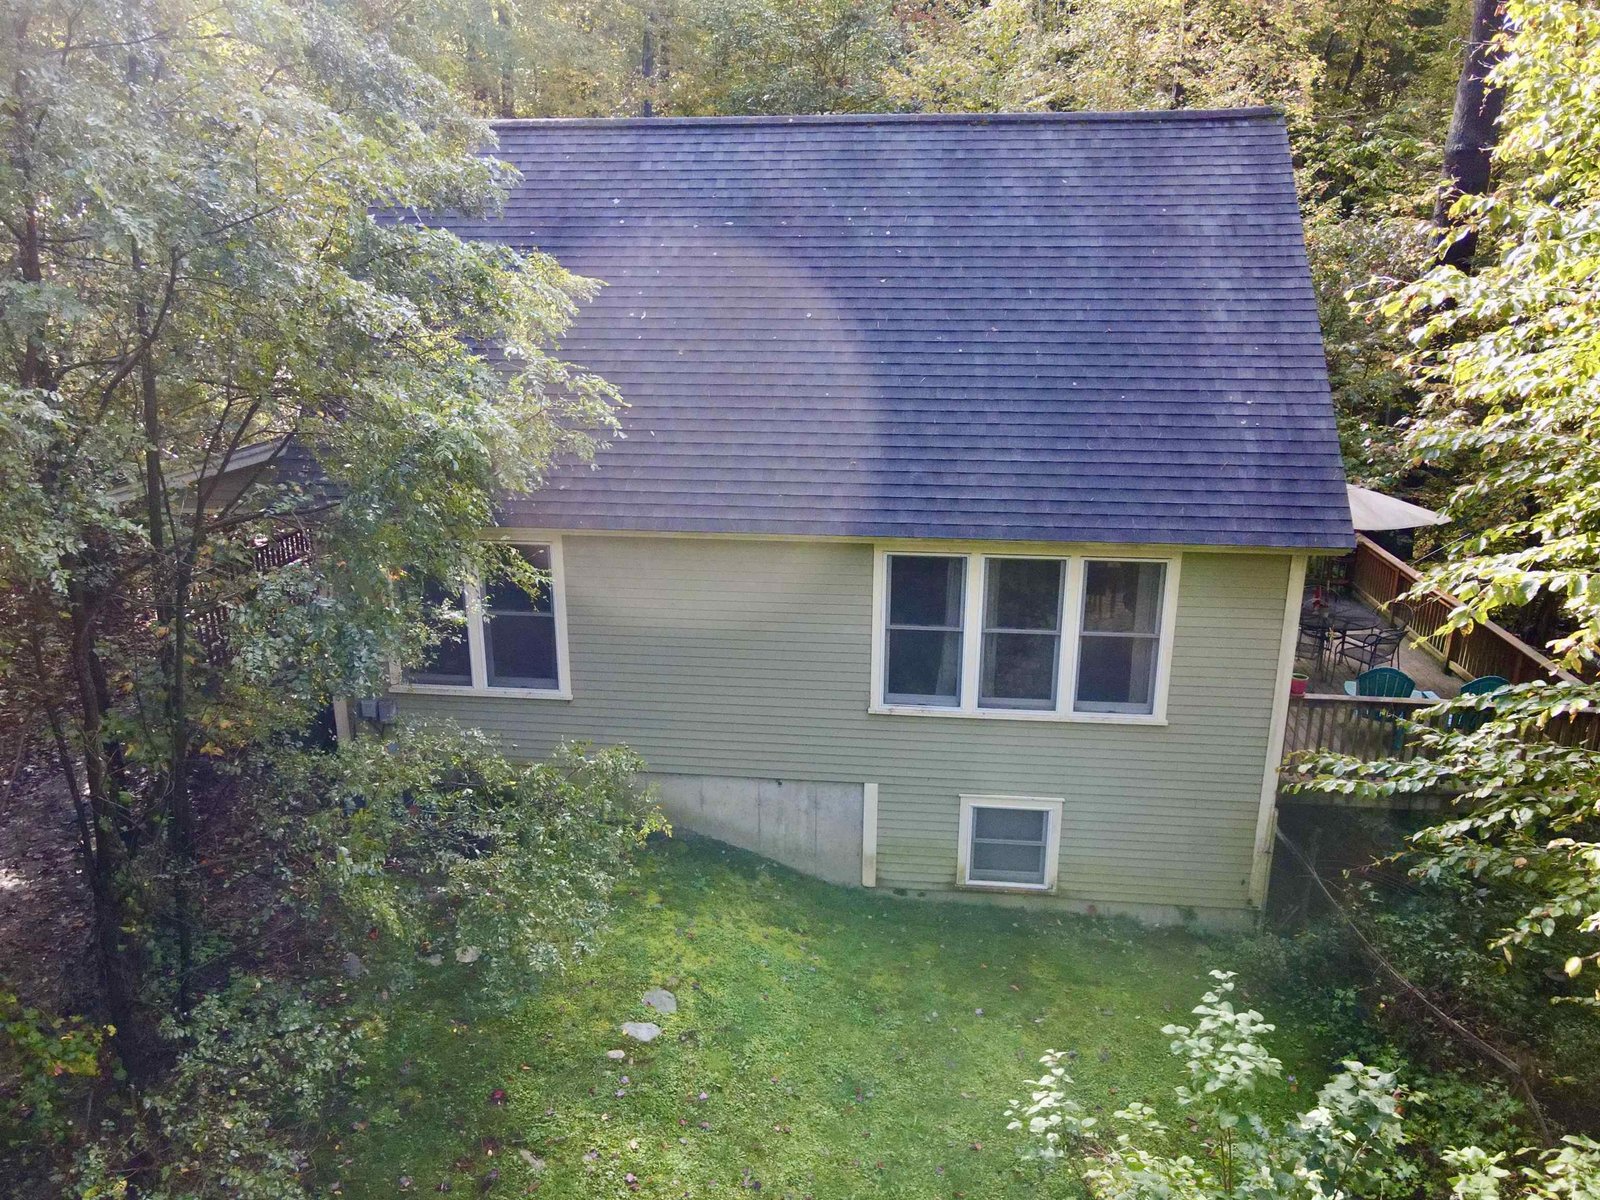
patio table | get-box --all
[1299,595,1387,676]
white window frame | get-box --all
[957,794,1064,892]
[869,547,1179,724]
[390,534,572,701]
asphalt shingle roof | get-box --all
[437,110,1353,550]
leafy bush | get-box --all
[268,725,667,1000]
[1008,970,1408,1198]
[0,991,106,1151]
[1008,970,1600,1199]
[66,728,663,1198]
[72,979,370,1200]
[1445,1136,1600,1200]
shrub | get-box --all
[72,979,370,1200]
[1008,970,1408,1198]
[268,725,666,1000]
[0,991,106,1152]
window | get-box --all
[873,550,1175,721]
[980,558,1063,709]
[407,578,472,685]
[484,545,559,689]
[884,555,964,706]
[395,538,570,699]
[958,795,1063,890]
[1075,560,1166,715]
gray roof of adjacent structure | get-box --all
[432,110,1353,549]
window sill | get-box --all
[959,877,1056,894]
[391,683,573,702]
[868,703,1166,726]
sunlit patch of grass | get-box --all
[332,837,1330,1197]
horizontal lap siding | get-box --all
[396,536,1290,912]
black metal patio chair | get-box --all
[1337,626,1407,673]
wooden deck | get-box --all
[1298,635,1463,700]
[1280,539,1598,804]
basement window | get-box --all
[958,795,1063,891]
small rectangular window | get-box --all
[959,795,1062,890]
[407,578,472,685]
[884,555,964,706]
[484,544,559,689]
[980,558,1064,709]
[1075,560,1165,714]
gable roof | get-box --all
[435,110,1352,550]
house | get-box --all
[389,110,1353,925]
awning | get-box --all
[1347,484,1448,532]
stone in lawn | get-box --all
[342,952,366,979]
[621,1021,661,1043]
[517,1150,545,1174]
[605,1049,627,1061]
[641,988,677,1015]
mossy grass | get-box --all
[333,837,1329,1197]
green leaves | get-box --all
[1010,972,1406,1199]
[271,725,666,1003]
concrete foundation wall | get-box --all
[648,773,863,887]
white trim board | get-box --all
[861,782,879,888]
[1248,552,1307,909]
[500,525,1352,558]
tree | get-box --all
[358,0,650,117]
[885,0,1069,113]
[665,0,902,115]
[1053,0,1328,117]
[0,0,616,1073]
[1434,0,1512,268]
[1299,0,1600,993]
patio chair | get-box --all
[1297,622,1329,667]
[1448,675,1510,732]
[1337,626,1406,673]
[1342,666,1418,753]
[1342,666,1416,701]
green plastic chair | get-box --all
[1343,666,1416,700]
[1449,675,1510,732]
[1342,667,1417,752]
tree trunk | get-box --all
[1434,0,1510,270]
[641,10,656,118]
[67,594,161,1080]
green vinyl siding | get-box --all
[395,536,1291,914]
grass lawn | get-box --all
[333,837,1331,1198]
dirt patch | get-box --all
[0,737,94,1012]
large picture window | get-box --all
[396,538,570,699]
[874,550,1175,721]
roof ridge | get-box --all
[487,108,1284,131]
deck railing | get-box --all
[192,528,315,665]
[1350,533,1578,686]
[1283,693,1440,764]
[1283,692,1600,779]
